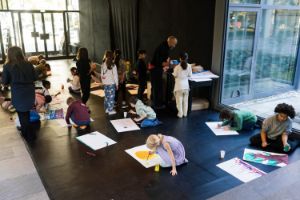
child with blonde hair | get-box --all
[146,134,187,176]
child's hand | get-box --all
[216,124,222,129]
[223,126,230,131]
[261,142,268,148]
[134,117,139,122]
[170,168,177,176]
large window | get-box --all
[222,1,300,104]
[0,0,79,62]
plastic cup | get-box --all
[220,150,225,159]
[123,112,127,118]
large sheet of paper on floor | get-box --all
[205,122,239,136]
[110,118,140,132]
[243,148,288,167]
[217,157,266,183]
[91,89,105,97]
[125,144,163,168]
[76,131,116,150]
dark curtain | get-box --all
[108,0,138,63]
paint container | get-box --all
[220,150,226,159]
[154,164,160,172]
[124,112,127,118]
[283,144,290,152]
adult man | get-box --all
[150,36,178,109]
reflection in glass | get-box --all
[261,0,300,5]
[230,0,260,3]
[254,9,300,94]
[222,11,257,101]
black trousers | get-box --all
[150,69,163,107]
[115,81,126,103]
[138,80,147,100]
[17,111,35,141]
[250,133,299,154]
[80,77,91,104]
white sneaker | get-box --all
[108,110,117,115]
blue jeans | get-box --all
[71,115,90,126]
[141,118,161,128]
[104,84,116,112]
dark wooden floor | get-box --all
[9,60,300,200]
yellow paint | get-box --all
[135,151,156,160]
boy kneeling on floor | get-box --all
[65,97,90,130]
[129,97,161,128]
[250,103,299,153]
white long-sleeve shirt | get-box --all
[172,63,192,92]
[100,63,118,86]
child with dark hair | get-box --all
[114,49,127,106]
[136,50,147,100]
[129,97,161,127]
[65,97,90,130]
[68,67,81,94]
[42,80,52,104]
[172,52,192,118]
[101,50,118,115]
[218,109,257,131]
[250,103,299,153]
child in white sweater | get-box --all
[101,50,118,115]
[172,52,192,118]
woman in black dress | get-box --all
[76,47,91,104]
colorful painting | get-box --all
[125,144,162,168]
[217,157,266,183]
[243,148,288,167]
[45,108,64,120]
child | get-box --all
[68,67,81,94]
[101,50,118,115]
[129,97,161,127]
[34,59,48,80]
[65,97,90,130]
[34,80,52,112]
[146,134,187,176]
[136,50,147,100]
[250,103,299,153]
[218,109,257,131]
[114,49,127,106]
[172,52,192,118]
[0,97,15,113]
[28,54,44,65]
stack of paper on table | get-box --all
[243,148,288,167]
[91,89,105,97]
[125,144,163,168]
[217,157,266,183]
[191,70,219,79]
[205,122,239,136]
[110,118,140,132]
[76,131,116,150]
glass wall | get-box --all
[0,0,79,62]
[222,1,300,104]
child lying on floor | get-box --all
[129,97,161,127]
[65,97,90,130]
[250,103,299,153]
[146,134,188,176]
[218,109,257,131]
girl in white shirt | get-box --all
[68,67,81,94]
[172,52,192,118]
[101,50,118,115]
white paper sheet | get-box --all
[125,144,163,168]
[110,118,140,132]
[243,148,288,167]
[76,131,116,150]
[217,157,266,183]
[91,89,105,97]
[205,122,239,136]
[191,70,219,79]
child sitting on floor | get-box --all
[68,67,81,94]
[146,134,188,176]
[65,97,90,130]
[129,97,161,127]
[218,109,257,131]
[250,103,299,153]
